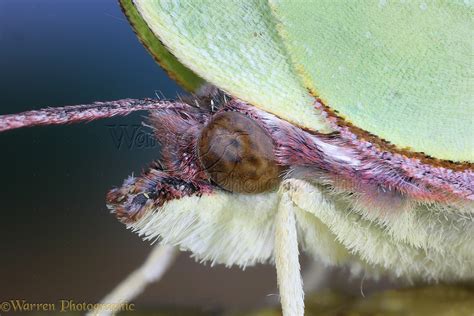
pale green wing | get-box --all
[270,0,473,162]
[132,0,472,162]
[120,0,204,92]
[131,0,331,132]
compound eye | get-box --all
[198,111,281,194]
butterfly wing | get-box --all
[131,0,473,163]
[131,0,332,132]
[120,0,204,92]
[270,0,473,163]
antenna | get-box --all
[0,98,182,132]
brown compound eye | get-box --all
[198,111,281,194]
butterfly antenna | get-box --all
[0,98,180,132]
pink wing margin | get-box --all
[0,98,179,132]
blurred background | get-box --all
[0,0,394,314]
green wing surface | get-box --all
[120,0,204,92]
[270,0,473,162]
[131,0,332,132]
[131,0,473,162]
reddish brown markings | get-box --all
[309,90,473,171]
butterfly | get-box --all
[0,1,472,315]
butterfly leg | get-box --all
[274,180,305,316]
[87,244,177,316]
